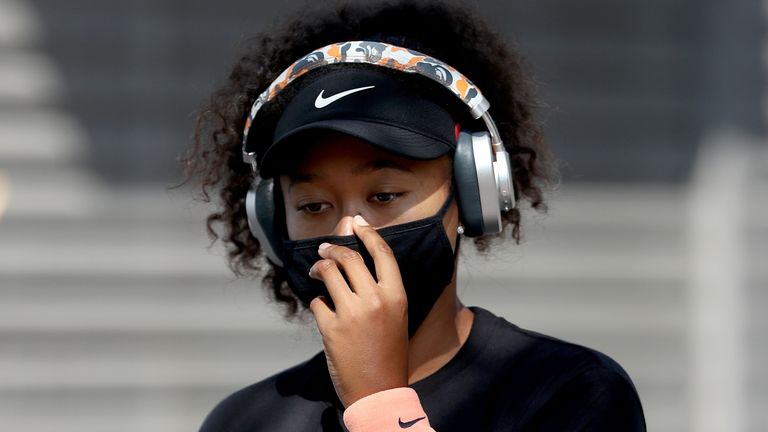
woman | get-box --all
[180,1,646,430]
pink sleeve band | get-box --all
[343,387,435,432]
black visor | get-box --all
[256,67,458,177]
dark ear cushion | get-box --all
[245,177,284,266]
[453,131,485,237]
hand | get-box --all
[308,215,409,408]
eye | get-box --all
[297,202,330,214]
[371,192,403,204]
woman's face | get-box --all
[278,131,459,248]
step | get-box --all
[0,0,42,48]
[0,109,86,163]
[0,49,63,105]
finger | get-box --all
[317,242,377,296]
[351,215,402,287]
[308,295,334,335]
[309,259,353,311]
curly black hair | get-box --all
[175,0,558,318]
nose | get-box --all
[331,214,356,237]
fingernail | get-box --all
[354,215,369,226]
[318,242,332,251]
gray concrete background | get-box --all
[0,1,766,431]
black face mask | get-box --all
[281,192,457,337]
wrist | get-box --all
[343,387,432,432]
[344,377,409,408]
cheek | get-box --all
[401,180,453,220]
[283,209,300,240]
[443,200,460,251]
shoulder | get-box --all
[199,352,335,432]
[470,307,647,431]
[199,376,275,432]
[471,306,633,376]
[521,356,647,431]
[471,306,634,376]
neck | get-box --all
[406,272,475,384]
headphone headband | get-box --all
[241,41,497,164]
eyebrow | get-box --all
[287,159,414,189]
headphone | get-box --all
[241,41,516,266]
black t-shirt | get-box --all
[200,306,646,431]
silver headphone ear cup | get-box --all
[245,178,284,267]
[470,131,503,234]
[494,148,515,211]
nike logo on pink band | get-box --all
[314,85,376,108]
[398,416,426,428]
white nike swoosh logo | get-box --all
[314,85,375,108]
